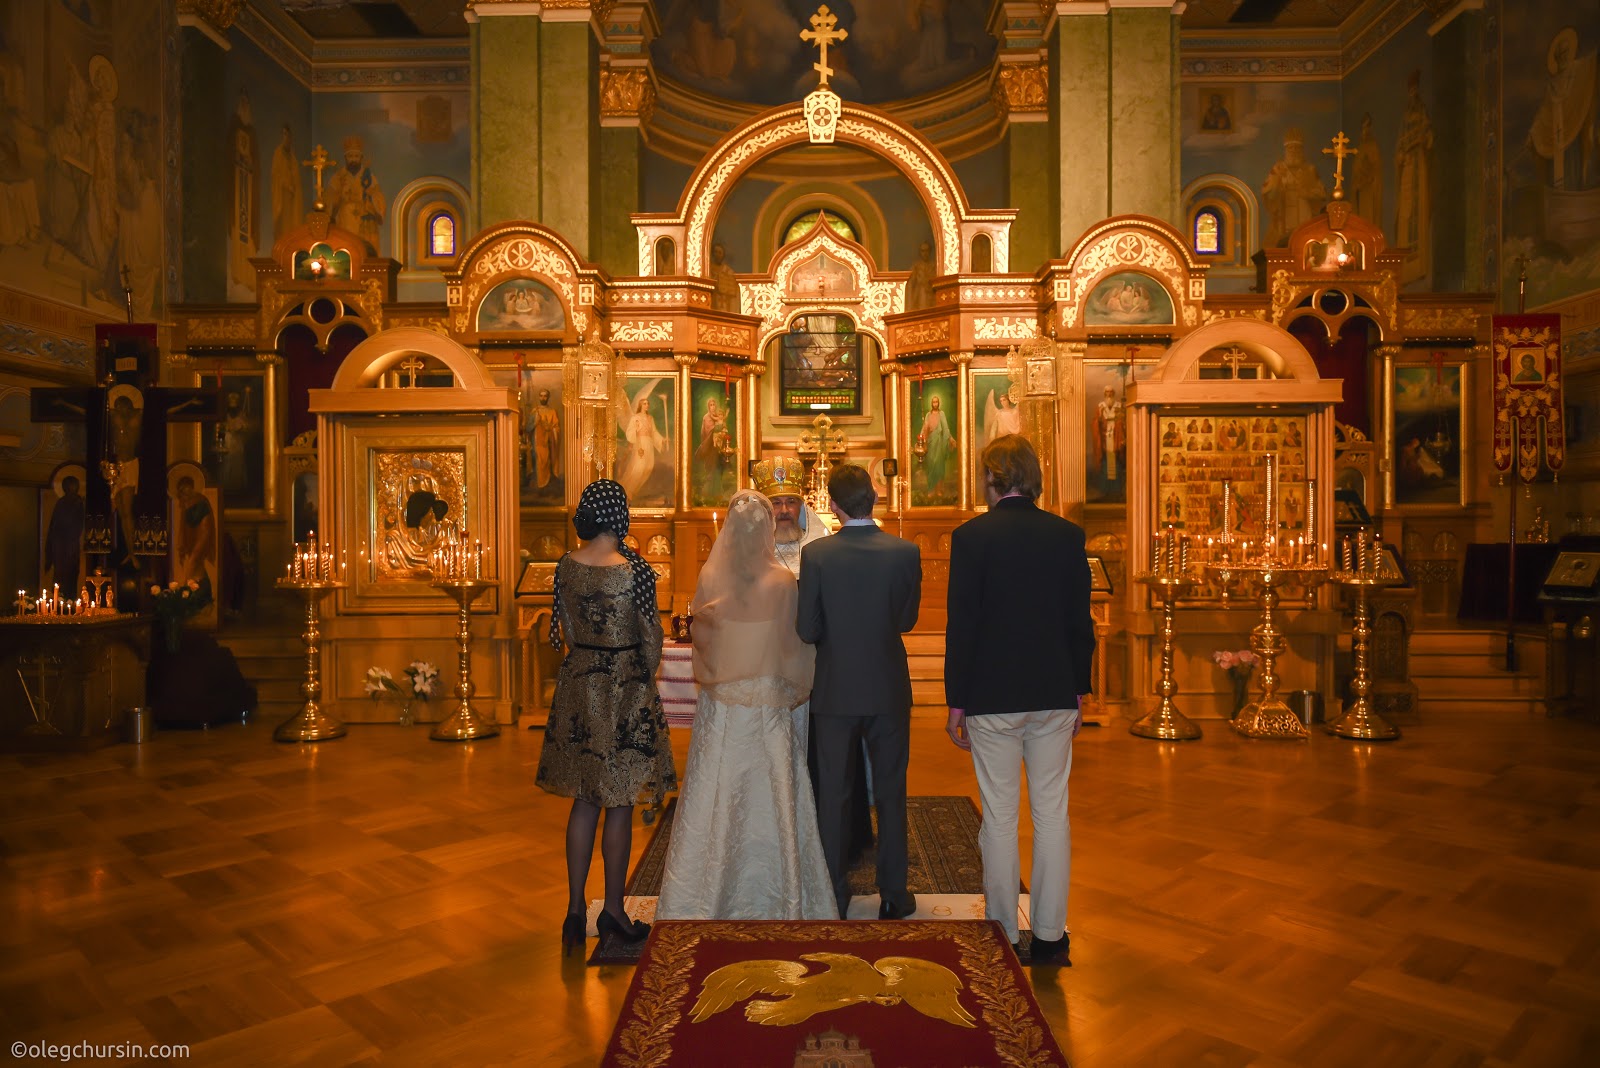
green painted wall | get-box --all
[474,18,542,226]
[538,22,599,258]
[1108,8,1178,224]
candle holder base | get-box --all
[1233,698,1309,740]
[274,706,349,744]
[1325,703,1400,740]
[429,707,500,742]
[1129,704,1203,741]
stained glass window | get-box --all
[429,212,456,257]
[784,209,858,245]
[1194,210,1221,255]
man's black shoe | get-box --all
[878,897,916,920]
[1029,933,1071,965]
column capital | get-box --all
[176,0,243,49]
[673,352,698,369]
[951,351,975,367]
[991,59,1049,121]
[600,68,656,127]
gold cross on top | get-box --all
[1221,347,1248,379]
[398,355,426,388]
[801,5,848,90]
[303,144,332,208]
[1322,131,1356,200]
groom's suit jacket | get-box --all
[796,523,922,717]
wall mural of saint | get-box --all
[478,278,566,333]
[1084,272,1175,327]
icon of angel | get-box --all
[615,377,671,501]
[979,383,1022,449]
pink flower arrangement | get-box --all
[1211,649,1259,671]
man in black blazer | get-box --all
[945,435,1094,966]
[797,464,922,920]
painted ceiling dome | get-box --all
[650,0,997,106]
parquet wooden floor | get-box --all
[2,709,1596,1067]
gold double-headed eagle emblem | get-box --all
[689,952,976,1028]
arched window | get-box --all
[1194,209,1222,255]
[428,211,456,258]
[971,233,992,273]
[784,209,858,245]
[654,236,676,276]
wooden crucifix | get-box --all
[800,5,848,90]
[1323,131,1356,200]
[31,326,223,570]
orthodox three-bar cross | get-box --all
[801,6,848,90]
[303,143,332,208]
[1322,131,1356,200]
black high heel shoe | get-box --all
[561,913,586,957]
[597,909,650,943]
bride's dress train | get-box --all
[656,679,834,920]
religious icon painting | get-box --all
[478,278,566,334]
[371,448,468,585]
[1392,364,1464,506]
[1277,480,1308,536]
[1083,271,1176,327]
[910,376,959,508]
[292,243,352,282]
[291,470,318,541]
[201,371,268,512]
[1083,362,1132,504]
[615,375,677,511]
[689,377,738,510]
[972,370,1020,502]
[512,366,564,509]
[39,463,88,601]
[779,313,862,416]
[166,462,220,631]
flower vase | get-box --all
[1228,668,1254,718]
[398,700,414,727]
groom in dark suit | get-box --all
[797,465,922,920]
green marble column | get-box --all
[1429,7,1484,291]
[1046,4,1181,252]
[1108,6,1179,224]
[472,15,542,227]
[597,126,643,277]
[1050,13,1110,253]
[1007,121,1055,272]
[180,26,230,302]
[538,21,600,258]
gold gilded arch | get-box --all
[1057,215,1208,331]
[444,223,605,341]
[639,101,1007,279]
[746,223,901,350]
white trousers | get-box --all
[966,707,1077,943]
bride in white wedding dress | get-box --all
[655,489,836,920]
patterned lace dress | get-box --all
[536,559,677,808]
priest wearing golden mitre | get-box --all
[752,456,829,578]
[751,456,873,874]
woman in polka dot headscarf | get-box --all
[536,480,677,956]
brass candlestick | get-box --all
[1131,573,1201,740]
[1328,539,1402,740]
[1230,562,1327,739]
[430,578,499,742]
[274,578,347,743]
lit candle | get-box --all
[712,511,720,538]
[1179,534,1189,573]
[1221,480,1233,537]
[1305,478,1317,547]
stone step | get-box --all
[1418,672,1543,699]
[1409,628,1543,655]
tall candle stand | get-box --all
[1226,456,1326,739]
[1326,529,1403,740]
[429,533,499,741]
[1131,526,1201,741]
[275,551,347,745]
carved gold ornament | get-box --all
[895,320,950,348]
[185,317,256,344]
[974,316,1038,341]
[600,69,655,124]
[374,450,467,583]
[993,62,1048,116]
[696,321,751,350]
[611,320,673,344]
[803,87,841,143]
[175,0,243,35]
[690,952,975,1028]
[1401,305,1480,338]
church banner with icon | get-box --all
[1491,315,1564,482]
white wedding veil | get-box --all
[691,489,815,698]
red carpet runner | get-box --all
[602,919,1067,1067]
